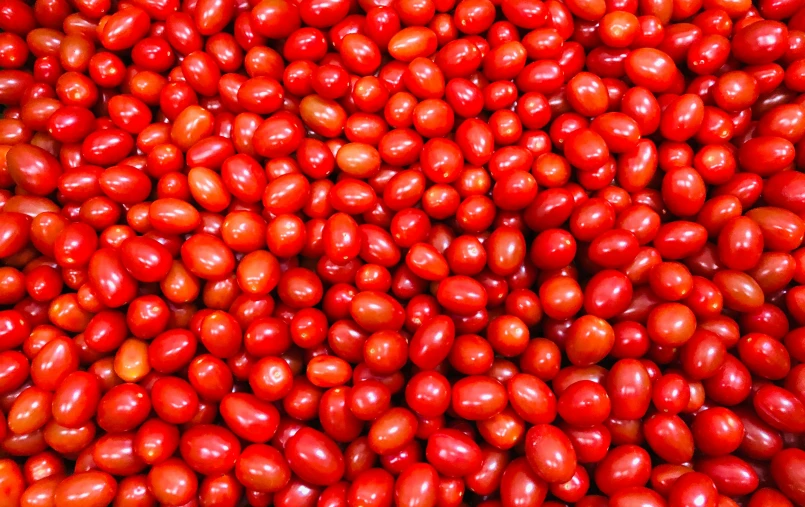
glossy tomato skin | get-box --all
[179,424,241,476]
[284,427,345,486]
[524,424,577,484]
[594,445,652,496]
[5,0,805,503]
[236,443,291,492]
[426,428,482,477]
[54,471,118,507]
[694,456,759,497]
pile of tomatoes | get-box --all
[1,0,805,504]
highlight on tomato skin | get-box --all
[2,0,805,504]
